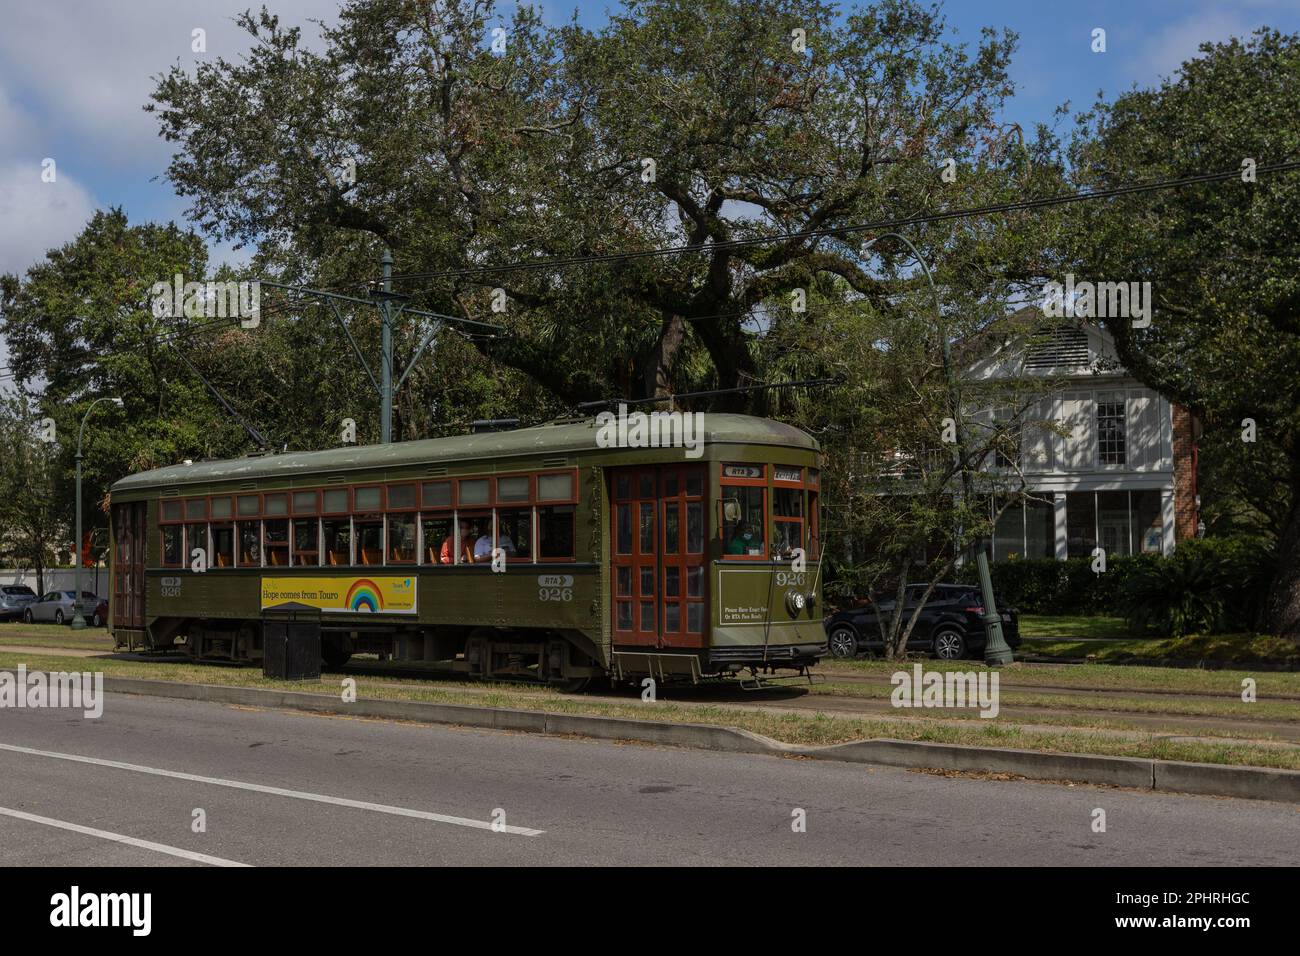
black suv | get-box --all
[823,584,1020,660]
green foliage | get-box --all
[956,553,1162,615]
[1067,28,1300,635]
[0,392,64,589]
[1121,536,1274,637]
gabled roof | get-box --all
[962,306,1125,382]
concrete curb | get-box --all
[99,676,1299,804]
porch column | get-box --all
[1054,493,1068,561]
[1161,489,1176,556]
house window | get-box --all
[1097,398,1126,465]
[993,406,1020,469]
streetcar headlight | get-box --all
[785,590,807,616]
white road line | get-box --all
[0,805,250,867]
[0,742,544,836]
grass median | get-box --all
[2,649,1297,772]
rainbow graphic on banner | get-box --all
[345,579,383,612]
[260,576,417,615]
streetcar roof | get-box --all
[111,413,819,491]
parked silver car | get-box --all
[23,591,104,626]
[0,585,38,621]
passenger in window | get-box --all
[726,522,754,555]
[439,532,455,565]
[473,533,494,562]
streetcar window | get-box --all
[721,487,766,558]
[264,494,288,516]
[458,478,489,506]
[387,513,417,563]
[422,514,454,565]
[537,472,573,501]
[293,518,319,565]
[540,504,577,556]
[322,518,351,566]
[421,481,451,508]
[322,488,348,514]
[211,524,234,568]
[496,508,531,561]
[497,475,530,503]
[237,522,261,566]
[185,523,208,566]
[615,505,632,555]
[161,526,182,566]
[686,501,703,554]
[458,514,491,564]
[211,496,232,519]
[161,500,182,522]
[772,487,804,558]
[292,491,318,514]
[264,519,290,566]
[355,486,382,512]
[356,519,383,565]
[808,490,820,560]
[387,484,416,511]
[237,495,259,517]
[185,498,206,520]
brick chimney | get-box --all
[1171,404,1198,543]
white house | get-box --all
[965,316,1198,561]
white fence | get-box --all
[0,568,109,599]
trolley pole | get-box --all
[380,248,394,444]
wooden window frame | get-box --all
[321,487,351,515]
[536,504,577,562]
[291,516,320,567]
[209,495,234,521]
[420,510,456,566]
[719,466,769,561]
[291,490,320,515]
[495,473,533,506]
[385,483,418,513]
[535,469,579,504]
[236,493,262,520]
[455,477,492,509]
[386,511,419,565]
[456,510,493,565]
[420,480,453,510]
[160,524,184,568]
[159,498,184,524]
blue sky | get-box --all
[0,0,1297,282]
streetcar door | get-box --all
[112,501,146,629]
[610,465,706,649]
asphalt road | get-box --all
[0,693,1295,866]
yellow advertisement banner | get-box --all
[260,576,417,615]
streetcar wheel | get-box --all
[828,625,859,659]
[91,611,103,628]
[23,609,33,624]
[933,628,966,660]
[321,642,352,669]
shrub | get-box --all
[1121,536,1274,636]
[955,553,1161,614]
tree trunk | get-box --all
[1265,487,1300,639]
[642,311,686,399]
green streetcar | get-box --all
[108,413,826,689]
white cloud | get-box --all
[1136,8,1264,83]
[0,161,97,276]
[0,0,334,166]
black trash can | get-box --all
[262,602,322,681]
